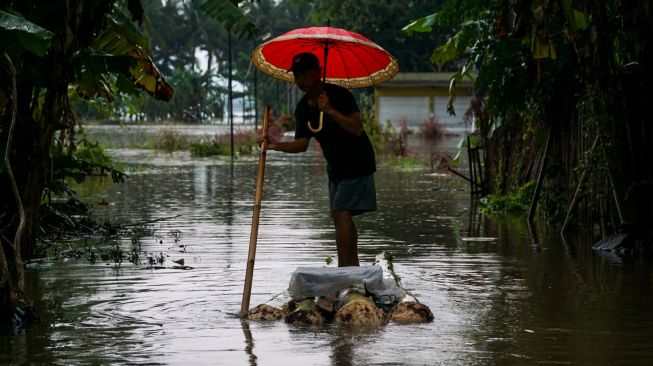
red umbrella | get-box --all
[251,26,399,89]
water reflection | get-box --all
[2,130,653,365]
[241,320,257,366]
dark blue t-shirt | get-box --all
[294,83,376,181]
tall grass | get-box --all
[190,130,259,157]
[149,127,190,152]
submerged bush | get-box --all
[419,118,443,139]
[190,130,259,157]
[481,181,536,215]
[190,141,228,157]
[150,127,190,152]
[76,139,118,169]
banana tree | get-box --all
[0,0,257,325]
[405,1,653,234]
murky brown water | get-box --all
[2,125,653,365]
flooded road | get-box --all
[2,125,653,365]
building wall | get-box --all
[376,94,472,133]
[374,73,473,134]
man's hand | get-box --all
[317,93,334,114]
[258,134,277,150]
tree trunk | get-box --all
[0,1,77,324]
[18,87,61,260]
[0,53,37,325]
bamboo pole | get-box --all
[528,124,553,222]
[240,105,271,318]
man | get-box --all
[263,52,377,267]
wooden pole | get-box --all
[240,105,271,318]
[560,135,600,235]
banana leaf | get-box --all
[0,9,54,57]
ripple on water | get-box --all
[8,133,653,365]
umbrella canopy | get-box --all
[252,27,399,89]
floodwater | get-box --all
[2,125,653,365]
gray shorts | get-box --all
[328,175,377,216]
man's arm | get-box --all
[324,109,363,136]
[318,94,363,136]
[267,137,309,153]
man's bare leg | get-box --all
[332,210,359,267]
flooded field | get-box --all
[2,124,653,365]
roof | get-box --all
[376,72,474,89]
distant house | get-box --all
[374,72,474,133]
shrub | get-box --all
[190,130,259,157]
[481,180,536,215]
[189,141,228,157]
[151,127,189,152]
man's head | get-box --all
[289,52,320,74]
[290,52,321,92]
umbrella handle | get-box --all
[307,112,324,133]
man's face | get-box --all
[292,68,321,92]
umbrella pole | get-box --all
[240,105,271,318]
[318,26,330,128]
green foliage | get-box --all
[198,0,257,39]
[76,139,123,172]
[47,139,127,200]
[0,9,55,57]
[189,141,229,157]
[149,127,190,152]
[39,203,77,230]
[190,130,258,157]
[360,95,383,147]
[431,19,488,67]
[403,12,441,36]
[359,94,406,157]
[391,156,427,172]
[481,181,536,215]
[451,133,482,167]
[309,0,447,72]
[95,5,149,54]
[560,1,590,33]
[138,67,225,121]
[89,0,452,122]
[114,0,262,122]
[404,1,579,124]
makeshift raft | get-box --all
[247,253,433,326]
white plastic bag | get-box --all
[288,266,405,300]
